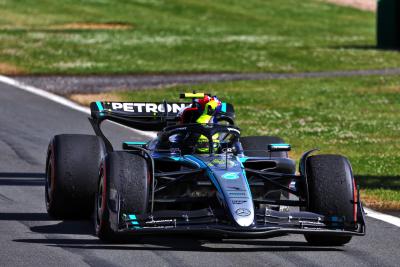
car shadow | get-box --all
[12,217,343,252]
[0,172,45,186]
[14,235,343,252]
[30,220,93,235]
[0,211,93,234]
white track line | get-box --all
[0,75,156,139]
[364,208,400,227]
[1,74,399,227]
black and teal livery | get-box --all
[45,95,365,245]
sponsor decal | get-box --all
[227,186,242,190]
[232,200,247,204]
[222,172,240,180]
[110,102,186,114]
[228,192,246,196]
[235,208,251,217]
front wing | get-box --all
[112,204,366,238]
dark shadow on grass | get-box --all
[0,172,44,186]
[355,175,400,190]
[331,45,400,52]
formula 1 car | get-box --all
[45,93,365,245]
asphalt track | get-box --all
[0,81,399,267]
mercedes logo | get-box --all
[235,208,251,217]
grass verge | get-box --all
[69,75,400,211]
[0,0,399,74]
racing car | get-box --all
[44,92,365,245]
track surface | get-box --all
[14,68,400,94]
[0,81,399,267]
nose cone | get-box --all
[212,170,255,228]
[233,208,254,227]
[199,155,255,228]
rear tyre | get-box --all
[240,136,288,158]
[45,134,105,219]
[304,154,356,246]
[95,151,149,242]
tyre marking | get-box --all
[353,178,357,223]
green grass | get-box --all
[357,175,400,210]
[0,0,400,74]
[104,75,400,209]
[363,189,400,202]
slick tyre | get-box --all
[304,154,356,246]
[45,134,105,219]
[240,136,288,158]
[95,152,149,242]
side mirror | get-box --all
[267,143,291,152]
[123,141,147,150]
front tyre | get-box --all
[95,152,149,242]
[304,154,357,246]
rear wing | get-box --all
[90,101,234,128]
[90,101,187,132]
[89,100,235,151]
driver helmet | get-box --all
[195,96,222,153]
[176,94,223,153]
[178,95,222,124]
